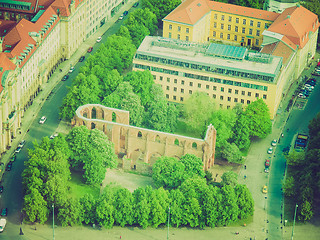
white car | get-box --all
[0,218,6,233]
[118,15,123,20]
[267,147,273,154]
[271,139,277,146]
[18,140,26,148]
[298,93,306,98]
[69,67,75,73]
[96,37,102,42]
[39,116,47,124]
[50,133,58,139]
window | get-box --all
[235,26,238,32]
[220,96,224,100]
[173,96,176,100]
[181,80,185,85]
[213,94,216,99]
[178,26,181,32]
[221,15,224,20]
[214,14,217,19]
[213,31,216,37]
[214,22,217,28]
[241,91,245,95]
[169,32,171,38]
[160,76,163,81]
[235,90,239,94]
[177,34,180,40]
[174,79,177,84]
[247,100,251,104]
[242,37,245,42]
[169,24,172,30]
[243,19,246,25]
[213,86,217,90]
[189,90,192,94]
[166,94,169,98]
[250,20,253,26]
[248,92,251,97]
[186,36,189,41]
[180,97,184,101]
[228,25,231,31]
[241,99,244,103]
[265,23,269,28]
[236,18,239,23]
[257,21,261,28]
[166,86,169,90]
[256,39,259,45]
[206,85,209,89]
[221,87,224,92]
[255,93,259,98]
[167,77,170,82]
[227,105,230,109]
[228,16,232,22]
[189,82,193,86]
[227,97,231,101]
[186,28,189,33]
[234,35,237,41]
[181,88,184,93]
[263,94,267,99]
[234,98,238,102]
[198,83,201,88]
[221,23,224,30]
[257,30,260,36]
[227,34,230,40]
[220,33,223,38]
[228,88,232,93]
[153,75,156,80]
[174,87,177,92]
[242,27,245,34]
[249,29,253,35]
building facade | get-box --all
[0,0,126,156]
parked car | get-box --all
[262,185,268,194]
[50,133,58,139]
[304,84,314,89]
[298,93,306,98]
[96,37,102,42]
[79,56,85,62]
[118,15,123,20]
[6,163,12,171]
[39,116,47,124]
[0,186,3,193]
[0,218,6,233]
[265,159,270,167]
[267,147,273,154]
[10,155,16,162]
[18,140,26,148]
[62,75,69,81]
[271,139,277,146]
[69,66,75,73]
[133,2,139,7]
[1,208,7,217]
[123,10,129,16]
[15,146,22,153]
[87,47,93,53]
[312,71,320,76]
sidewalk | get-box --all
[0,0,137,181]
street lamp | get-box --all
[52,203,55,240]
[167,206,170,240]
[291,203,298,240]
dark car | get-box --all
[0,186,3,193]
[1,208,7,217]
[79,56,85,62]
[306,79,316,86]
[62,75,69,81]
[87,47,93,53]
[10,155,16,162]
[6,163,12,171]
[123,10,129,16]
[133,2,139,7]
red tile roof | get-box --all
[0,52,16,94]
[268,5,320,48]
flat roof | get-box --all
[206,43,247,60]
[136,36,283,81]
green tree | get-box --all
[202,186,220,228]
[234,184,254,219]
[180,154,205,180]
[183,92,215,136]
[299,200,313,222]
[113,188,134,227]
[79,194,96,225]
[169,189,185,227]
[57,198,82,226]
[152,156,185,189]
[99,69,123,97]
[231,113,251,151]
[221,171,238,187]
[244,99,272,138]
[149,188,169,227]
[96,190,115,228]
[182,197,202,227]
[217,185,239,226]
[286,150,305,167]
[283,176,295,197]
[23,188,48,224]
[133,187,151,228]
[220,142,244,163]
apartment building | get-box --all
[0,0,126,155]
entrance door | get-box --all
[247,39,251,46]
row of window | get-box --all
[213,13,270,29]
[134,56,274,82]
[168,24,189,33]
[212,32,260,45]
[213,23,261,36]
[168,32,189,41]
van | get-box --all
[0,218,6,233]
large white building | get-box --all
[0,0,126,155]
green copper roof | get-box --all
[206,43,247,60]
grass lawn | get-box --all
[69,171,100,199]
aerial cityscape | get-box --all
[0,0,320,239]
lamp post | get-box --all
[291,203,298,240]
[167,206,170,240]
[52,203,55,240]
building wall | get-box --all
[133,60,279,118]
